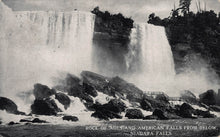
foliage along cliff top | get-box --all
[91,6,134,37]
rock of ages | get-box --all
[0,97,24,115]
[55,93,71,109]
[31,98,61,115]
[33,83,56,99]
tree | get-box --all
[179,0,192,14]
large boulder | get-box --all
[109,76,143,102]
[91,110,122,120]
[178,103,195,118]
[55,93,71,109]
[83,83,98,97]
[0,97,24,115]
[54,73,94,103]
[31,98,61,115]
[33,83,56,99]
[199,90,217,106]
[81,71,144,102]
[62,116,79,122]
[81,71,111,95]
[90,99,126,120]
[152,109,168,120]
[180,90,198,104]
[140,95,169,111]
[125,109,144,119]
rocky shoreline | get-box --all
[0,71,220,125]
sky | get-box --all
[2,0,220,22]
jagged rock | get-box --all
[180,90,198,104]
[31,98,61,115]
[179,103,195,118]
[81,71,113,95]
[92,110,122,120]
[33,83,56,99]
[125,109,144,119]
[109,76,143,102]
[81,71,144,102]
[83,83,98,97]
[106,99,126,113]
[90,99,125,120]
[140,95,168,111]
[209,105,220,112]
[152,109,168,120]
[54,73,94,103]
[194,109,216,118]
[55,93,71,109]
[0,97,25,115]
[62,116,79,122]
[199,90,217,106]
[140,99,153,111]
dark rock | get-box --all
[31,98,61,115]
[8,121,19,125]
[19,119,32,123]
[194,109,216,118]
[109,76,143,102]
[209,105,220,112]
[140,99,153,111]
[180,90,198,104]
[33,83,56,99]
[54,73,94,104]
[106,99,126,113]
[90,99,125,120]
[199,90,217,106]
[62,116,79,122]
[0,97,24,115]
[152,109,168,120]
[55,93,71,109]
[81,71,144,102]
[140,95,169,111]
[81,71,111,95]
[83,83,98,97]
[179,103,195,118]
[32,118,47,123]
[125,109,144,119]
[91,110,122,120]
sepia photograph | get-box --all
[0,0,220,136]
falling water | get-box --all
[0,1,95,112]
[125,23,176,92]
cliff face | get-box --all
[149,11,220,75]
[91,7,134,75]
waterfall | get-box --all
[125,23,176,92]
[0,1,95,112]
